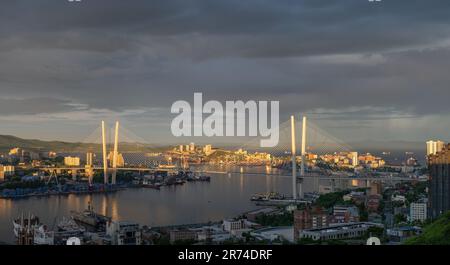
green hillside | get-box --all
[0,135,163,153]
[404,211,450,245]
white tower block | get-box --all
[102,121,109,184]
[301,116,307,176]
[291,115,297,200]
[112,121,119,185]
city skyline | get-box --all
[2,1,450,144]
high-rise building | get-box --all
[428,144,450,218]
[85,152,94,179]
[64,156,80,167]
[410,202,427,222]
[86,152,94,166]
[203,144,212,155]
[426,140,445,156]
[350,152,358,167]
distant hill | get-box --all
[0,134,429,155]
[0,135,163,153]
[348,140,425,153]
[404,211,450,245]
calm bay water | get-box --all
[0,166,340,244]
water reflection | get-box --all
[0,165,319,244]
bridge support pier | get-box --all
[72,170,77,181]
[298,178,304,199]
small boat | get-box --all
[175,179,185,185]
[199,176,211,182]
[34,225,54,245]
[142,183,161,189]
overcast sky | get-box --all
[1,0,450,147]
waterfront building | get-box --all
[299,222,383,241]
[203,144,213,155]
[8,147,21,156]
[350,152,358,167]
[197,228,213,242]
[0,165,15,181]
[106,221,141,245]
[64,156,80,167]
[85,152,94,179]
[428,144,450,218]
[223,219,246,232]
[409,202,427,222]
[169,229,197,243]
[358,153,386,169]
[86,152,94,166]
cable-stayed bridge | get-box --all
[38,117,419,199]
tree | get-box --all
[394,214,407,224]
[405,211,450,245]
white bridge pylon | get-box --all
[101,120,120,185]
[291,115,307,200]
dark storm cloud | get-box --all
[1,0,450,56]
[1,0,450,141]
[0,97,81,115]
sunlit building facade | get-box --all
[428,144,450,218]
